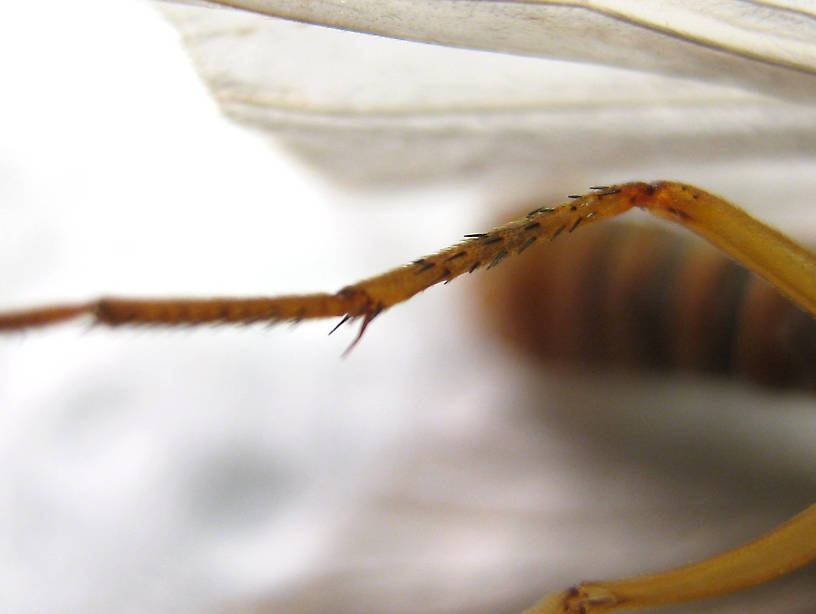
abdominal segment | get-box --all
[480,222,816,390]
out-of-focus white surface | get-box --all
[1,2,816,614]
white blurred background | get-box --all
[1,2,816,614]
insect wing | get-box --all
[161,1,816,188]
[168,0,816,97]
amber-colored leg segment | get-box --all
[0,304,92,330]
[0,184,634,334]
[2,182,816,342]
[523,504,816,614]
[2,182,816,339]
[639,181,816,318]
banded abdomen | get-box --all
[481,221,816,390]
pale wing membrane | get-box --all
[166,0,816,101]
[160,3,816,186]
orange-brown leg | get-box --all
[523,503,816,613]
[0,184,635,337]
[2,182,815,338]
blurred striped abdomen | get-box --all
[480,222,816,390]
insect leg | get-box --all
[523,503,816,613]
[635,181,816,318]
[3,182,816,353]
[0,186,633,338]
